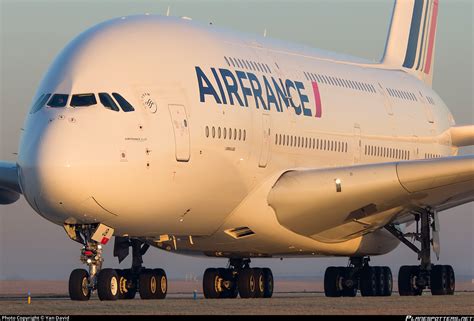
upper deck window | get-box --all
[47,94,69,108]
[112,93,135,112]
[98,93,119,112]
[71,93,97,107]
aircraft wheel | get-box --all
[360,267,377,297]
[253,268,265,298]
[431,265,449,295]
[139,268,166,299]
[153,268,167,299]
[97,268,119,301]
[203,268,221,299]
[444,265,455,295]
[238,268,257,298]
[399,265,423,296]
[324,266,344,297]
[69,269,91,301]
[341,267,357,297]
[262,268,274,298]
[381,267,393,296]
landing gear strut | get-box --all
[202,258,273,299]
[66,224,167,301]
[385,208,455,296]
[324,257,392,297]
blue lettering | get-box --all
[285,79,302,115]
[196,66,221,104]
[263,76,279,112]
[248,72,267,110]
[272,77,288,111]
[219,68,244,106]
[211,68,227,105]
[295,81,311,117]
[236,71,252,107]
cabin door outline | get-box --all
[168,104,190,162]
[259,113,271,168]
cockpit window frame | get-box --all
[70,93,97,107]
[98,93,120,112]
[47,94,69,108]
[112,93,135,112]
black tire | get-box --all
[218,268,238,299]
[360,267,377,297]
[399,265,422,296]
[374,266,385,296]
[97,268,119,301]
[262,268,274,298]
[381,267,393,296]
[324,266,344,297]
[238,268,257,298]
[121,269,137,300]
[253,268,265,298]
[139,269,159,299]
[431,265,448,295]
[342,267,357,297]
[445,265,455,295]
[203,268,221,299]
[153,269,167,299]
[69,269,91,301]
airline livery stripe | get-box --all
[311,82,322,118]
[424,0,439,74]
[415,0,430,71]
[403,0,424,69]
[420,0,433,72]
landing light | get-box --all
[98,245,102,250]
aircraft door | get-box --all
[259,113,271,168]
[353,124,362,164]
[168,104,190,162]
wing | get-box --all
[0,161,21,204]
[268,155,474,243]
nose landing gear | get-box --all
[65,224,167,301]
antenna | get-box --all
[166,6,170,17]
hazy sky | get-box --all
[0,0,472,280]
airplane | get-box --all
[0,0,473,301]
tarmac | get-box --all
[1,292,473,315]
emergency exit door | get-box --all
[168,104,190,162]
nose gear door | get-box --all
[168,104,190,162]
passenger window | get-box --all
[223,127,227,139]
[112,93,135,112]
[243,130,246,141]
[30,93,51,114]
[218,127,221,139]
[99,93,120,112]
[71,93,97,107]
[47,94,69,108]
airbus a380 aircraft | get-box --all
[1,0,473,301]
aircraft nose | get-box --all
[18,118,96,224]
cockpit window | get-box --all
[71,93,97,107]
[99,93,119,112]
[47,94,69,108]
[30,93,51,114]
[112,93,135,112]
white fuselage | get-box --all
[17,16,455,258]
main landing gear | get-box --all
[202,258,274,299]
[386,208,455,296]
[324,207,455,297]
[65,224,168,301]
[324,257,393,297]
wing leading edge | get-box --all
[268,155,474,243]
[0,162,21,204]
